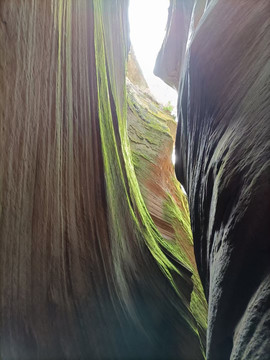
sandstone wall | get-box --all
[0,1,206,359]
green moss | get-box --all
[93,0,206,350]
[163,101,174,114]
[191,274,208,331]
[127,66,207,341]
[163,193,208,336]
[94,0,184,293]
[127,91,172,138]
[163,194,193,245]
[132,151,153,171]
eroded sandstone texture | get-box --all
[126,74,207,349]
[156,0,270,359]
[0,1,206,359]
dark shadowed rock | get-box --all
[156,0,270,359]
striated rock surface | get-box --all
[0,0,206,359]
[126,76,207,348]
[157,0,270,359]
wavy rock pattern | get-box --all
[156,0,270,359]
[0,1,206,359]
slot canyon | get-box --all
[0,1,269,359]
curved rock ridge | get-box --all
[156,0,270,359]
[0,0,206,359]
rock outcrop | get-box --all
[156,0,270,359]
[154,0,194,89]
[0,1,206,359]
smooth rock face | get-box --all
[154,0,208,90]
[154,0,193,90]
[156,0,270,359]
[0,1,206,359]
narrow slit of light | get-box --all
[172,148,176,165]
[128,0,177,111]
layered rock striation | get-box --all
[156,0,270,359]
[0,1,207,359]
[126,70,207,348]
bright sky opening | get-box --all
[128,0,177,112]
[129,0,178,164]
